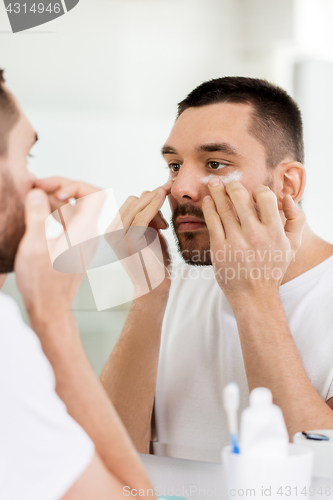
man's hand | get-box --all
[202,179,306,303]
[202,179,333,438]
[14,188,96,321]
[105,181,173,297]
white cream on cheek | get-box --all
[200,171,243,185]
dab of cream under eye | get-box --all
[200,171,242,185]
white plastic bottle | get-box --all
[240,387,289,458]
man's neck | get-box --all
[282,223,333,285]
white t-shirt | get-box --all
[0,292,95,500]
[153,256,333,463]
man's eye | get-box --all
[169,163,181,172]
[208,161,228,170]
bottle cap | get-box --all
[249,387,272,410]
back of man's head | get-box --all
[178,76,304,168]
[0,70,19,157]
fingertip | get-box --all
[203,195,212,203]
[33,177,57,191]
[161,180,173,193]
[26,188,48,207]
[33,177,47,185]
[156,221,168,230]
[283,194,297,211]
[56,191,70,200]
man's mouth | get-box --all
[176,216,207,232]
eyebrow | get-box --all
[196,142,240,156]
[161,145,178,156]
[161,142,242,157]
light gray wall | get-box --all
[294,60,333,243]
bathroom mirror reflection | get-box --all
[3,0,333,463]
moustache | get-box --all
[171,203,205,229]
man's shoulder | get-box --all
[281,254,333,295]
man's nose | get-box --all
[170,163,203,202]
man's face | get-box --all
[0,92,37,273]
[162,102,275,265]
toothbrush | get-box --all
[223,382,240,454]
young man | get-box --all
[0,71,155,498]
[98,77,333,463]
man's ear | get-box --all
[276,161,306,210]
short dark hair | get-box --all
[177,76,304,168]
[0,69,19,156]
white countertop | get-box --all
[139,453,226,500]
[140,452,333,500]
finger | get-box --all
[202,194,226,243]
[226,181,259,229]
[116,180,171,224]
[207,177,240,236]
[139,179,172,199]
[119,189,157,221]
[106,190,162,236]
[34,177,65,192]
[47,193,74,213]
[108,184,170,234]
[119,192,156,228]
[24,189,51,250]
[35,177,75,199]
[35,178,86,213]
[44,194,64,213]
[149,210,169,230]
[161,179,173,193]
[121,187,167,228]
[252,185,282,227]
[132,188,167,228]
[55,182,100,200]
[110,196,139,234]
[282,195,306,251]
[35,177,100,200]
[107,192,167,258]
[104,195,141,236]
